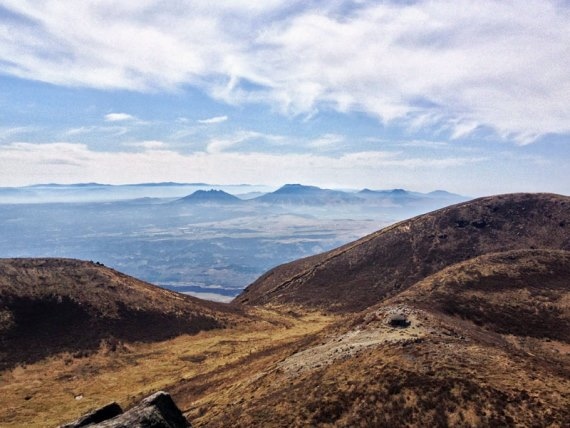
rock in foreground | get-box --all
[61,391,190,428]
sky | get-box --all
[0,0,569,196]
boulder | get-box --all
[60,402,122,427]
[388,313,410,328]
[60,391,190,428]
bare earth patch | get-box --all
[277,305,429,375]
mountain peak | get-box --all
[273,184,322,194]
[177,189,241,204]
[390,188,407,194]
[256,184,362,205]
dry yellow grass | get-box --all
[0,308,337,427]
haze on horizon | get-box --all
[0,1,569,196]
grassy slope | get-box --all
[0,258,241,370]
[236,193,570,311]
[197,250,570,426]
[0,308,335,427]
[391,249,570,340]
[1,250,569,426]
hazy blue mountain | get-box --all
[358,188,421,197]
[0,187,24,195]
[0,183,271,204]
[0,182,473,301]
[255,184,363,205]
[125,182,208,187]
[176,189,242,204]
[426,189,465,199]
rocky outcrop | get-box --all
[61,391,190,428]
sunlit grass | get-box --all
[0,308,336,427]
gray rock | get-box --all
[60,391,190,428]
[388,313,410,328]
[60,402,123,427]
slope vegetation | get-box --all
[195,249,570,426]
[392,249,570,341]
[236,193,570,311]
[0,258,242,370]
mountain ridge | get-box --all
[188,246,570,426]
[0,258,243,370]
[235,192,570,311]
[0,182,469,206]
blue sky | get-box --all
[0,0,569,195]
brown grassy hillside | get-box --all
[0,258,243,370]
[391,249,570,341]
[194,249,570,427]
[0,308,333,427]
[235,193,570,312]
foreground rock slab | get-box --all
[61,391,190,428]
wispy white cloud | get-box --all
[0,126,37,139]
[104,113,136,122]
[448,120,481,141]
[169,127,199,141]
[122,140,170,150]
[63,125,130,137]
[197,115,228,124]
[399,140,449,149]
[63,126,97,136]
[0,1,569,142]
[0,141,486,189]
[206,130,264,154]
[308,133,344,149]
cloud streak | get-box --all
[205,131,282,154]
[122,140,170,150]
[104,113,136,122]
[308,134,345,149]
[0,1,569,142]
[198,115,228,124]
[0,142,486,189]
[0,126,37,140]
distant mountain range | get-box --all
[22,182,221,188]
[252,184,362,205]
[176,184,468,206]
[358,188,463,201]
[0,182,468,205]
[0,182,270,204]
